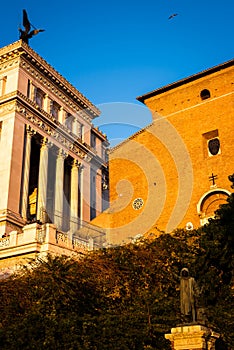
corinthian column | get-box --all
[79,164,84,227]
[70,159,80,232]
[37,137,50,223]
[54,149,67,230]
[21,125,34,220]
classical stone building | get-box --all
[93,59,234,245]
[0,40,109,272]
[0,40,233,261]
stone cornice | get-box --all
[0,56,20,75]
[0,40,100,119]
[137,58,234,103]
[16,100,91,160]
[0,91,107,168]
[19,58,94,124]
[91,126,109,144]
[0,208,25,228]
[0,41,22,62]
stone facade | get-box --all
[0,40,109,269]
[93,60,234,245]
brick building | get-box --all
[93,59,234,245]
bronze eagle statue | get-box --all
[19,9,45,44]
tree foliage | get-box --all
[0,177,233,349]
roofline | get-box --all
[136,59,234,103]
[91,126,109,143]
[0,40,100,118]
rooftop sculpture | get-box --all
[19,9,45,44]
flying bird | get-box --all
[168,13,178,20]
[19,9,45,44]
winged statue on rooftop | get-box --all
[19,9,45,44]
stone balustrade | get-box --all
[0,223,100,262]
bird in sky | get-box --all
[19,9,45,44]
[168,13,178,20]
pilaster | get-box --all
[59,106,64,124]
[43,94,50,113]
[73,117,80,137]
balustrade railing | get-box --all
[0,216,105,254]
[0,237,10,247]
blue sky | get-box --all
[1,1,233,145]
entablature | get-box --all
[0,91,107,168]
[0,41,100,121]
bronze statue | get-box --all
[180,267,199,323]
[19,9,45,44]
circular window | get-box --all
[132,198,144,210]
[208,138,220,155]
[186,222,194,230]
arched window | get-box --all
[200,89,211,100]
[197,189,230,225]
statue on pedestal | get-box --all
[180,267,200,323]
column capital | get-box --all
[40,137,48,148]
[40,137,53,149]
[84,154,92,162]
[79,163,85,171]
[56,148,68,159]
[72,159,81,168]
[26,125,36,137]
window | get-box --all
[102,144,108,162]
[27,80,31,98]
[50,100,60,120]
[197,190,229,226]
[90,169,96,220]
[200,89,210,100]
[91,132,96,149]
[34,87,45,108]
[65,113,73,131]
[102,172,109,211]
[208,138,220,156]
[79,123,84,141]
[202,130,221,157]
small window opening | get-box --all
[34,88,45,108]
[91,132,96,149]
[208,138,220,156]
[65,113,73,131]
[200,89,210,100]
[50,100,60,119]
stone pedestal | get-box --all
[165,325,219,350]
